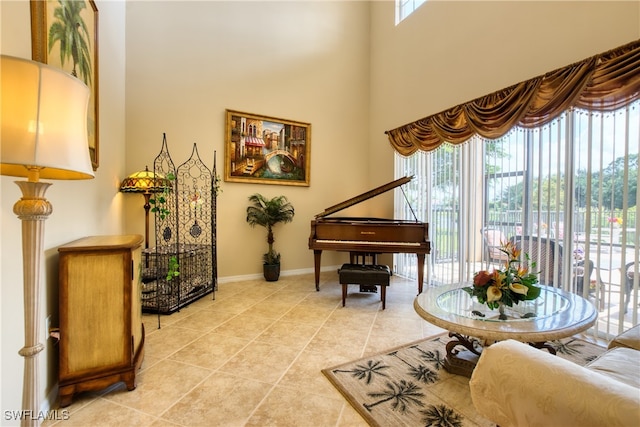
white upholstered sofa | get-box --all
[469,325,640,427]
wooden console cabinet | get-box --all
[57,235,145,407]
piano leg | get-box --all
[313,250,322,291]
[417,253,425,294]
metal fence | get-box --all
[430,208,636,264]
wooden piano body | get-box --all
[308,176,430,293]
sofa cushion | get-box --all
[469,339,640,427]
[587,347,640,389]
[608,324,640,351]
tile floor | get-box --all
[45,271,447,426]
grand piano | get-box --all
[309,176,430,293]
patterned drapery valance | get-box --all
[386,39,640,155]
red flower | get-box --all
[473,270,492,287]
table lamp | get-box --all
[119,166,171,249]
[1,55,94,427]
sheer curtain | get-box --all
[394,103,639,338]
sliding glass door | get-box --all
[395,102,639,339]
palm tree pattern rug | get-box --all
[322,334,605,427]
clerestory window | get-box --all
[396,0,427,25]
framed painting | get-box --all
[224,110,311,186]
[30,0,99,171]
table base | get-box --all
[443,332,557,377]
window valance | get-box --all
[386,39,640,156]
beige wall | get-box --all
[1,0,638,420]
[1,0,127,418]
[368,0,640,212]
[122,0,372,280]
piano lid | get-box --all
[315,175,413,219]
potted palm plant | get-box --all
[246,194,295,281]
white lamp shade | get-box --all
[1,55,94,180]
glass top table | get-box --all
[414,284,598,377]
[414,283,598,345]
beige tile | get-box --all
[264,289,311,305]
[364,317,428,352]
[185,293,218,308]
[305,325,370,360]
[423,322,448,338]
[365,335,421,355]
[49,398,157,426]
[104,359,211,415]
[209,284,245,301]
[279,302,336,326]
[278,348,355,399]
[170,306,238,332]
[143,325,205,359]
[206,296,259,315]
[233,282,282,298]
[254,318,319,350]
[218,340,301,383]
[339,288,388,311]
[323,307,378,331]
[160,373,272,427]
[212,312,277,340]
[245,298,299,319]
[142,301,208,327]
[148,418,183,427]
[337,401,370,427]
[139,353,162,372]
[307,282,346,300]
[244,385,344,427]
[49,389,103,416]
[168,331,250,370]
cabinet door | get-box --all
[60,251,130,377]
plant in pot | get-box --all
[246,194,295,281]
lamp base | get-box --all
[14,180,53,427]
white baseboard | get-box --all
[217,265,340,284]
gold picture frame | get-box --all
[224,110,311,186]
[30,0,99,171]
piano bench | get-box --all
[338,264,391,309]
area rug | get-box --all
[322,334,605,427]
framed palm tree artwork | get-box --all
[30,0,99,171]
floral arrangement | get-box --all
[608,217,623,226]
[463,241,541,311]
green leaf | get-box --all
[524,284,541,300]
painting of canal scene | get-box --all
[224,110,311,186]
